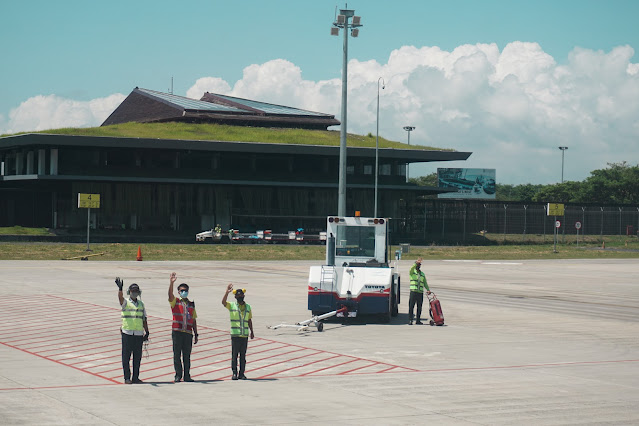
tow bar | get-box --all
[268,307,348,332]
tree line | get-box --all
[410,162,639,204]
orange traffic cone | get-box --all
[137,246,143,261]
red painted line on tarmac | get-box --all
[257,354,342,378]
[376,365,399,373]
[88,337,239,372]
[338,362,380,375]
[0,341,120,384]
[236,335,419,373]
[43,340,121,356]
[418,359,639,373]
[298,358,359,376]
[55,346,121,362]
[17,329,118,350]
[190,346,305,380]
[252,351,323,379]
[67,351,124,366]
[0,307,112,325]
[1,322,112,343]
[5,294,416,384]
[39,333,132,354]
[98,340,263,376]
[0,306,114,327]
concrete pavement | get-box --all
[1,258,638,425]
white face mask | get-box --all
[179,290,189,298]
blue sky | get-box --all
[2,0,639,184]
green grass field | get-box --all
[0,226,53,236]
[0,237,637,261]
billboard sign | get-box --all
[437,168,496,199]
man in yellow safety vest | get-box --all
[116,277,149,384]
[222,283,254,380]
[408,257,431,325]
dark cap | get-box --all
[128,283,140,291]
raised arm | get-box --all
[116,277,124,305]
[168,272,177,302]
[222,283,233,307]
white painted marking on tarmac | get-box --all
[481,262,523,265]
[443,260,481,263]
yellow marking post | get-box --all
[78,193,100,209]
[547,203,564,216]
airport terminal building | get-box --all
[0,88,471,235]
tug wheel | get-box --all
[317,322,324,332]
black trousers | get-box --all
[121,332,143,381]
[231,336,248,375]
[172,331,193,379]
[408,291,424,322]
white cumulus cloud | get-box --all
[186,77,232,99]
[1,93,126,135]
[184,42,639,184]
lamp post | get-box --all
[558,146,568,183]
[375,77,385,218]
[403,126,415,182]
[331,7,362,217]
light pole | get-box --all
[403,126,415,182]
[558,146,568,183]
[332,7,362,217]
[375,77,385,218]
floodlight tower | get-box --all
[403,126,415,182]
[375,77,385,218]
[331,7,362,216]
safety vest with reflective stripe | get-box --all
[409,264,429,294]
[121,298,145,331]
[171,298,195,334]
[228,302,251,337]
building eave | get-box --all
[0,133,471,163]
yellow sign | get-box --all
[78,193,100,209]
[547,203,564,216]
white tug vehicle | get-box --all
[307,216,400,323]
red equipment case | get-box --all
[428,293,444,326]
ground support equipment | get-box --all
[268,307,348,332]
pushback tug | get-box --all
[308,215,401,322]
[269,216,401,332]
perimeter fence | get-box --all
[392,199,639,245]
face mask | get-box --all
[179,290,189,298]
[236,296,245,303]
[130,292,140,299]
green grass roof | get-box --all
[3,122,453,151]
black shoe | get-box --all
[184,377,194,382]
[416,321,424,325]
[132,378,144,384]
[232,373,238,380]
[408,321,413,325]
[239,374,247,380]
[174,376,181,383]
[124,379,132,384]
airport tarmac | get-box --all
[1,258,638,425]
